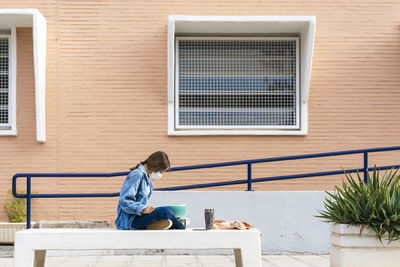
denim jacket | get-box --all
[115,164,153,230]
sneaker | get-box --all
[146,219,173,230]
[178,217,191,227]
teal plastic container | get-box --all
[158,204,186,218]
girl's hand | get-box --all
[141,206,155,215]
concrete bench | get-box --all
[14,228,262,267]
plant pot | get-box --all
[330,223,400,267]
[0,222,26,244]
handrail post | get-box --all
[247,163,253,191]
[27,176,31,229]
[363,152,368,184]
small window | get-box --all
[175,37,299,130]
[0,34,11,131]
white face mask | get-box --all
[150,172,163,179]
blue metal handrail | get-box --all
[12,145,400,229]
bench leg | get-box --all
[236,245,262,267]
[34,250,46,267]
[14,237,46,267]
[234,248,243,267]
[14,244,34,267]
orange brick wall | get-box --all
[0,1,399,225]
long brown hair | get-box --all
[130,151,170,172]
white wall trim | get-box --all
[10,27,16,135]
[0,9,47,142]
[32,10,47,143]
[167,18,176,135]
[167,15,316,136]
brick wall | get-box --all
[0,1,399,225]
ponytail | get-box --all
[129,151,170,172]
[130,160,147,171]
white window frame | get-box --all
[167,15,316,136]
[0,28,17,135]
[175,36,300,130]
[0,9,47,142]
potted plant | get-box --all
[0,190,27,244]
[317,167,400,267]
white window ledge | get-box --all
[0,9,47,142]
[169,129,308,136]
[167,15,316,136]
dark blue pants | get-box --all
[131,207,186,230]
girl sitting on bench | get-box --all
[115,151,186,230]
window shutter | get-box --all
[176,37,299,130]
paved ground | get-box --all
[0,254,329,267]
[1,244,329,266]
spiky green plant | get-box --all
[3,190,26,223]
[317,167,400,243]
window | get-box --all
[167,16,315,135]
[175,37,299,130]
[0,30,15,134]
[0,35,9,128]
